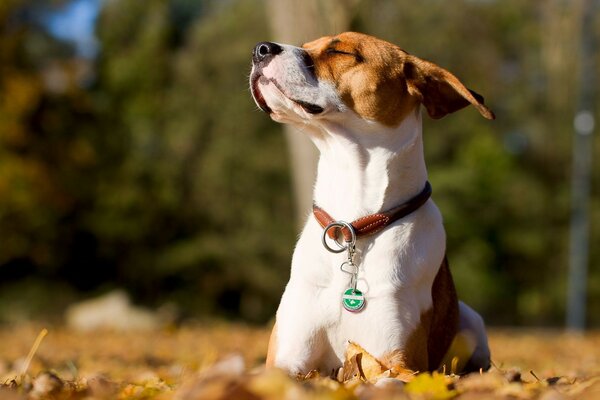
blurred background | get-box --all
[0,0,598,328]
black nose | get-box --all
[253,42,283,63]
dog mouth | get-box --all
[251,71,324,116]
[293,99,324,114]
[251,73,272,114]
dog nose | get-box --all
[253,42,283,63]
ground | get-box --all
[1,324,600,399]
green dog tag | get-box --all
[342,288,365,312]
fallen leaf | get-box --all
[0,387,25,400]
[405,372,457,399]
[562,376,600,398]
[85,374,120,398]
[247,368,295,399]
[378,349,418,382]
[341,353,362,382]
[30,371,63,399]
[344,341,386,382]
[454,370,506,393]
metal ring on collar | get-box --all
[321,221,356,253]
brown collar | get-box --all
[313,181,432,241]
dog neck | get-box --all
[306,108,429,221]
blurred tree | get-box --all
[357,0,598,325]
[92,0,295,321]
[0,0,101,320]
[0,0,597,327]
[266,0,360,226]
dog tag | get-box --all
[342,288,365,312]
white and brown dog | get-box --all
[250,32,494,376]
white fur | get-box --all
[251,44,489,375]
[256,44,344,124]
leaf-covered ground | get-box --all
[1,324,600,399]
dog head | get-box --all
[250,32,494,127]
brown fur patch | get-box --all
[303,32,417,127]
[404,56,495,120]
[381,257,459,373]
[302,32,494,126]
[427,256,459,371]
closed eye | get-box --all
[326,49,364,62]
[326,49,353,56]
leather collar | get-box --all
[313,181,432,241]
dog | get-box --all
[249,32,493,376]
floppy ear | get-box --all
[403,55,495,120]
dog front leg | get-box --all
[266,284,328,375]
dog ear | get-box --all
[403,55,495,120]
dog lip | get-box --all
[251,72,324,116]
[266,78,325,115]
[251,72,272,113]
[292,99,324,114]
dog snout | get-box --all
[253,42,283,64]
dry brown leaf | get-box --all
[85,374,120,398]
[344,341,387,382]
[307,374,345,392]
[30,371,63,399]
[342,341,418,384]
[562,376,600,398]
[175,375,254,400]
[341,353,362,382]
[454,370,507,393]
[3,325,600,400]
[495,382,537,399]
[246,368,295,399]
[0,387,25,400]
[302,369,321,380]
[378,349,418,382]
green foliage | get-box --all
[0,0,98,273]
[0,0,598,326]
[358,0,597,325]
[87,0,295,321]
[0,0,294,322]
